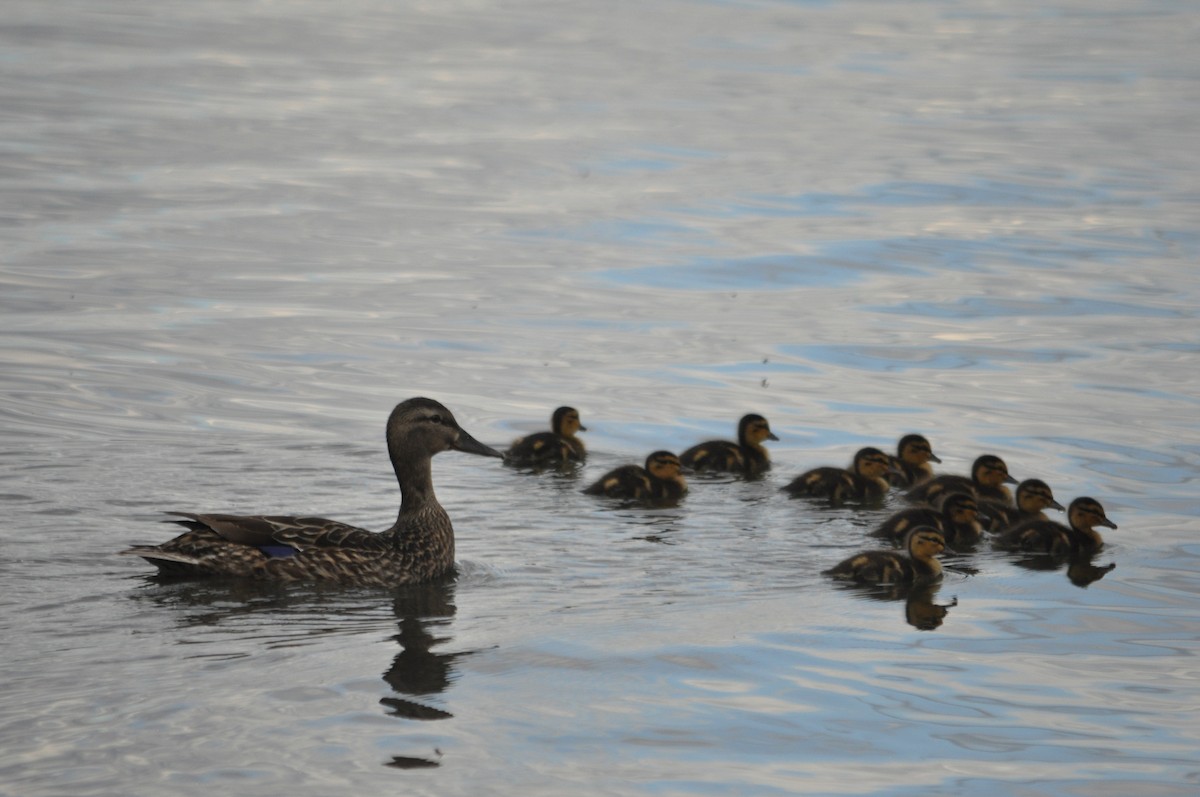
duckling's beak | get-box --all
[1048,498,1066,512]
[578,424,588,432]
[767,431,780,441]
[940,545,957,556]
[453,429,504,458]
[1097,516,1118,530]
[1004,474,1018,484]
[928,453,942,464]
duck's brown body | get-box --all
[680,414,777,476]
[121,397,503,585]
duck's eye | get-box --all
[428,414,443,425]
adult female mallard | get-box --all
[823,527,949,584]
[982,478,1064,533]
[121,397,503,585]
[993,496,1117,555]
[504,406,587,469]
[782,447,894,504]
[583,451,687,503]
[887,434,941,488]
[906,453,1017,507]
[680,413,778,476]
[870,492,984,548]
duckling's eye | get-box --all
[428,414,444,425]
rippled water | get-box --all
[3,0,1199,795]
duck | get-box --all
[823,527,949,584]
[870,492,984,548]
[906,453,1017,507]
[504,406,587,469]
[680,413,778,475]
[583,451,687,503]
[982,478,1064,533]
[887,434,941,488]
[993,496,1117,555]
[120,397,503,585]
[782,447,894,504]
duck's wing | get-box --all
[166,512,385,551]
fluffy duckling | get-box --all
[870,492,983,548]
[888,434,941,488]
[824,527,948,584]
[505,406,587,468]
[782,447,893,504]
[906,454,1017,507]
[680,413,778,476]
[583,451,687,503]
[121,397,504,585]
[982,478,1064,533]
[994,496,1117,555]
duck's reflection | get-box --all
[380,580,462,721]
[832,580,958,631]
[1008,551,1116,588]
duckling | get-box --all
[906,454,1017,507]
[887,434,942,488]
[993,496,1117,555]
[823,527,948,584]
[982,478,1065,533]
[583,451,687,503]
[870,492,984,548]
[504,406,587,469]
[782,447,893,504]
[121,397,504,585]
[680,413,778,475]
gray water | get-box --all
[2,0,1199,794]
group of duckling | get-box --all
[122,397,1117,593]
[507,405,1119,588]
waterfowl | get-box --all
[982,478,1064,533]
[870,492,984,548]
[782,447,893,504]
[680,414,777,475]
[888,434,941,488]
[504,406,587,469]
[583,451,687,503]
[121,397,503,585]
[823,527,948,584]
[906,454,1017,507]
[993,496,1117,555]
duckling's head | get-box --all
[1015,479,1065,514]
[852,447,894,480]
[387,397,503,460]
[972,454,1017,488]
[738,414,778,447]
[905,526,949,562]
[941,492,979,524]
[897,434,941,466]
[552,406,586,437]
[1068,497,1117,532]
[645,451,684,481]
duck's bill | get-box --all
[455,429,505,458]
[1048,499,1066,511]
[928,453,943,463]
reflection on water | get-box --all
[832,581,959,631]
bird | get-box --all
[823,527,949,584]
[870,491,984,548]
[982,478,1064,533]
[993,496,1117,555]
[906,454,1017,507]
[583,451,687,503]
[680,414,778,476]
[782,447,894,504]
[120,397,503,585]
[887,434,941,488]
[504,406,587,469]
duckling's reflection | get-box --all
[832,580,958,631]
[1008,551,1117,588]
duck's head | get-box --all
[552,406,586,437]
[1068,497,1117,532]
[737,414,778,447]
[386,397,503,460]
[972,454,1017,488]
[1015,479,1065,513]
[897,434,941,466]
[852,447,894,480]
[645,451,684,481]
[905,526,950,562]
[940,492,980,524]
